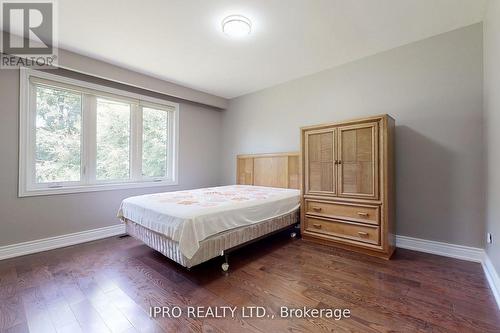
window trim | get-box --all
[19,67,180,197]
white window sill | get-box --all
[19,180,179,197]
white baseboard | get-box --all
[0,224,126,260]
[395,235,485,262]
[396,235,500,310]
[482,254,500,310]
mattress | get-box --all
[124,209,299,268]
[117,185,300,259]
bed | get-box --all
[118,152,300,270]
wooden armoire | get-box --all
[300,114,395,259]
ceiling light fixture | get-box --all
[222,15,251,38]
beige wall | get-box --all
[0,68,223,247]
[484,0,500,273]
[221,24,485,247]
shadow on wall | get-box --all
[395,125,455,241]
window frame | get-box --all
[19,68,180,197]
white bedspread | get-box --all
[117,185,300,259]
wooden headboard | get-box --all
[236,152,300,189]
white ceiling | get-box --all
[57,0,488,99]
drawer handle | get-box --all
[358,232,369,238]
[357,212,369,217]
[312,207,322,212]
[313,223,322,229]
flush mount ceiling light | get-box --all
[222,15,252,38]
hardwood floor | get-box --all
[0,232,499,333]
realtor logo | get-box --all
[1,0,57,68]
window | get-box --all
[142,106,169,178]
[35,85,82,184]
[96,98,131,181]
[19,68,179,197]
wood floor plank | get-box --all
[45,299,79,330]
[69,299,111,333]
[0,296,25,331]
[3,321,29,333]
[264,248,500,332]
[0,268,17,287]
[291,240,498,306]
[0,232,498,333]
[54,321,83,333]
[77,278,135,333]
[105,288,165,333]
[20,287,56,333]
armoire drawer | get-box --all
[305,200,379,225]
[304,216,380,245]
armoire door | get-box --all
[338,122,379,199]
[304,128,336,196]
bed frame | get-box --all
[124,152,301,271]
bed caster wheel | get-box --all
[290,232,297,239]
[221,263,229,272]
